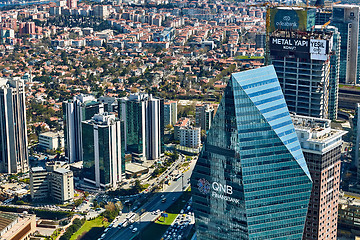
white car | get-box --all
[129,225,134,230]
[132,228,138,233]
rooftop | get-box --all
[175,118,190,127]
[292,114,347,153]
[0,212,17,234]
[271,29,333,40]
[53,168,71,174]
[31,166,46,172]
[39,131,62,138]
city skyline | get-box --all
[0,1,360,240]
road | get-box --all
[103,159,196,240]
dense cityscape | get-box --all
[0,0,360,240]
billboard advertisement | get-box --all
[270,37,309,52]
[270,36,330,60]
[310,39,328,60]
[268,8,316,33]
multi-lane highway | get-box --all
[102,159,196,240]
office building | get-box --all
[164,100,177,126]
[353,103,360,181]
[315,8,332,25]
[82,113,124,189]
[195,103,215,131]
[332,5,360,84]
[292,115,346,240]
[50,168,74,203]
[30,167,49,201]
[179,126,201,149]
[98,96,118,112]
[269,29,333,119]
[314,24,341,120]
[190,66,312,239]
[38,131,64,151]
[255,32,266,49]
[0,77,28,174]
[63,94,104,163]
[338,192,360,233]
[30,162,74,203]
[119,93,163,161]
[93,5,109,19]
[0,212,36,240]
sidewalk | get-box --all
[55,215,83,240]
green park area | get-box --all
[339,84,360,90]
[70,217,109,240]
[234,55,264,60]
[138,189,192,240]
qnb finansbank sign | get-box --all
[197,178,240,204]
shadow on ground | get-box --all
[79,227,105,240]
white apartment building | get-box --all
[38,131,64,151]
[179,126,201,148]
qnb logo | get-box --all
[212,182,233,195]
[283,16,291,21]
[197,179,233,195]
[197,178,211,194]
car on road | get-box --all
[129,225,134,230]
[162,198,167,203]
[132,228,138,233]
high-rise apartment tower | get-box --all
[292,115,346,240]
[0,77,28,174]
[63,94,103,163]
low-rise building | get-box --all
[174,118,190,141]
[0,211,36,240]
[50,168,74,203]
[30,162,74,203]
[179,126,201,148]
[38,131,64,151]
[338,192,360,235]
[30,167,49,201]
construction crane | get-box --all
[321,20,331,30]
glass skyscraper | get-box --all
[118,93,163,161]
[82,113,125,188]
[63,94,104,163]
[332,5,360,84]
[190,66,312,240]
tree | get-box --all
[134,180,142,193]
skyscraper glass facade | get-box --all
[82,114,124,188]
[332,5,360,84]
[190,66,312,240]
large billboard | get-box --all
[310,39,328,60]
[269,36,330,60]
[268,8,316,33]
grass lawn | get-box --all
[234,55,264,60]
[155,212,178,225]
[339,84,360,90]
[70,217,109,240]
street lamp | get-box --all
[181,173,184,190]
